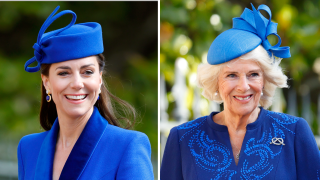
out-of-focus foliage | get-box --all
[0,1,158,162]
[161,0,320,133]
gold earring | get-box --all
[46,90,51,102]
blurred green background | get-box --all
[160,0,320,156]
[0,1,158,179]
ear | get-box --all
[99,71,103,86]
[41,74,51,91]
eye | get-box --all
[227,74,236,78]
[250,73,259,77]
[58,71,69,76]
[84,70,94,75]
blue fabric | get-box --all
[17,107,154,180]
[25,6,104,72]
[161,107,320,179]
[207,4,290,65]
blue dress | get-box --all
[17,106,154,180]
[161,107,320,179]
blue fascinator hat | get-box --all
[207,4,290,65]
[25,6,104,72]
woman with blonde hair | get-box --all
[161,4,320,179]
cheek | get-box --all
[250,79,264,104]
[251,78,264,91]
[88,83,100,92]
[50,78,68,95]
[86,77,101,92]
[219,80,235,100]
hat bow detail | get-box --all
[232,4,290,58]
[24,6,77,72]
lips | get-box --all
[234,94,253,101]
[65,95,87,100]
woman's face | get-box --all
[218,59,264,116]
[41,56,102,119]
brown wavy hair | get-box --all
[39,54,136,130]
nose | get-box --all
[70,73,84,90]
[236,75,250,92]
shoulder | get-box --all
[18,131,48,150]
[17,131,49,167]
[175,115,207,131]
[261,109,316,143]
[165,115,208,143]
[263,109,302,126]
[106,124,149,140]
[263,109,308,134]
[103,125,152,166]
[106,128,153,179]
[264,109,302,124]
[104,124,151,148]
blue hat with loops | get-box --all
[207,4,290,65]
[25,6,104,72]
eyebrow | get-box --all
[223,69,262,75]
[223,71,238,75]
[55,64,95,71]
[248,69,262,73]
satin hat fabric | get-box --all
[207,4,290,65]
[25,6,104,72]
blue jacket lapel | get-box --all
[59,106,108,179]
[34,118,59,180]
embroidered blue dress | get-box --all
[161,107,320,180]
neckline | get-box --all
[206,106,265,131]
[33,106,109,180]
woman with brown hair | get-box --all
[18,6,153,180]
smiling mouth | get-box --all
[234,95,253,100]
[65,95,87,100]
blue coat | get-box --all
[17,106,154,180]
[161,107,320,180]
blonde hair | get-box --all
[197,45,288,109]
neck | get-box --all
[56,107,93,149]
[215,107,260,132]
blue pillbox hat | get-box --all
[207,4,290,65]
[25,6,104,72]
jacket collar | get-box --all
[34,106,109,180]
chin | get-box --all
[232,104,257,116]
[62,105,93,119]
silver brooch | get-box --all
[270,137,285,145]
